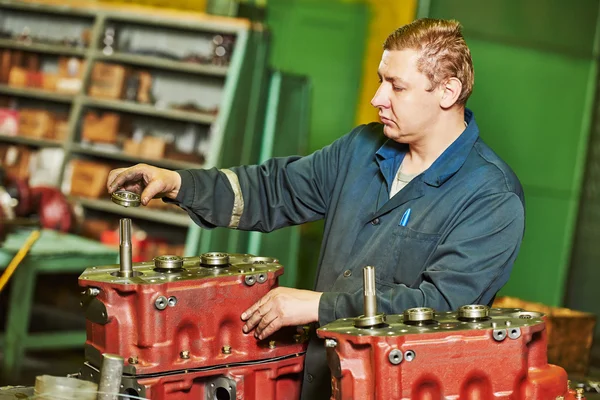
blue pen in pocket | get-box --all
[400,208,411,226]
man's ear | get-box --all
[439,77,462,109]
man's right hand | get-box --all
[106,164,182,206]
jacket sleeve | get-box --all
[318,191,525,326]
[171,126,363,232]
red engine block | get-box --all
[317,305,579,400]
[79,252,307,400]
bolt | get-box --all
[128,356,138,364]
[269,340,276,349]
[222,345,232,354]
[505,320,512,326]
[87,287,100,296]
[576,388,584,399]
[180,350,190,359]
[324,339,337,348]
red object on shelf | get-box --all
[100,227,147,262]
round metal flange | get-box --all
[111,190,141,208]
[458,304,490,320]
[388,349,403,365]
[154,296,168,310]
[354,313,386,328]
[200,252,230,267]
[403,307,435,323]
[154,255,184,271]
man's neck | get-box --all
[401,110,466,175]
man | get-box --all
[107,18,525,399]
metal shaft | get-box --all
[119,218,133,277]
[363,266,377,317]
[98,353,124,400]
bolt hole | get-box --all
[215,387,231,400]
[511,329,518,335]
[124,389,139,397]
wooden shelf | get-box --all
[0,84,74,103]
[82,97,216,125]
[74,197,191,227]
[0,134,63,148]
[72,144,204,170]
[94,51,228,77]
[0,38,87,56]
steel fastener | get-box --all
[222,345,232,354]
[180,350,190,359]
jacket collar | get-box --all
[375,108,479,188]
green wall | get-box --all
[266,0,369,289]
[428,0,599,306]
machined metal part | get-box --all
[117,218,133,278]
[154,255,184,271]
[200,252,230,267]
[458,304,490,321]
[324,339,338,348]
[168,296,177,307]
[319,307,546,337]
[354,266,386,328]
[81,295,108,325]
[111,190,141,208]
[388,349,403,365]
[80,361,146,399]
[403,307,435,324]
[80,253,283,285]
[508,327,522,339]
[154,296,168,310]
[404,350,416,362]
[493,328,508,341]
[98,353,124,400]
[245,274,257,286]
[205,376,236,400]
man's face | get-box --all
[371,49,441,143]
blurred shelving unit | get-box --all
[0,0,262,257]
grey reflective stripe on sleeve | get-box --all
[220,169,244,229]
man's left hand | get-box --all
[241,287,323,340]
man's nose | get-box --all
[371,86,390,109]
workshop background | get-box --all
[0,0,599,392]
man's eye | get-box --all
[393,86,404,92]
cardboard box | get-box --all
[18,109,55,138]
[139,136,166,159]
[89,62,127,99]
[69,159,112,198]
[82,111,120,144]
[2,145,33,180]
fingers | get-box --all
[255,310,279,340]
[140,179,165,206]
[107,164,148,193]
[241,293,270,322]
[106,168,127,192]
[242,303,268,334]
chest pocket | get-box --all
[389,226,440,286]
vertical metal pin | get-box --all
[363,266,376,317]
[98,353,124,400]
[118,218,133,278]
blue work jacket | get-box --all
[174,109,525,400]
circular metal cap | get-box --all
[200,252,230,267]
[403,307,435,322]
[111,190,141,208]
[154,255,184,270]
[354,313,386,328]
[458,305,490,320]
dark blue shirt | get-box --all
[175,109,525,400]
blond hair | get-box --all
[384,18,474,105]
